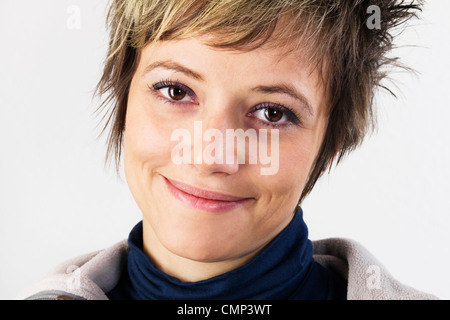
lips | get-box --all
[163,176,254,212]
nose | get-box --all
[192,110,240,176]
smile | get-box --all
[163,176,254,212]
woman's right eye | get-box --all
[160,86,191,102]
[151,81,197,104]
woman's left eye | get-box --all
[255,107,287,123]
[251,104,300,126]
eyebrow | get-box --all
[143,60,205,81]
[252,85,314,117]
[143,59,314,117]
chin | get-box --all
[156,208,255,263]
[159,230,244,263]
[171,242,239,263]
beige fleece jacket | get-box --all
[17,238,437,300]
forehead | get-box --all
[138,37,325,109]
[136,37,327,121]
[145,39,299,73]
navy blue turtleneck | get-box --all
[107,208,347,300]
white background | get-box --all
[1,0,449,299]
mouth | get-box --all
[163,176,254,212]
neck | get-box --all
[141,218,264,282]
[114,209,327,300]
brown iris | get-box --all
[168,86,187,100]
[264,108,283,122]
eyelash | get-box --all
[248,103,302,128]
[149,79,302,127]
[151,79,197,104]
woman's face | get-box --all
[124,37,328,273]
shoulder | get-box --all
[17,239,129,300]
[312,238,438,300]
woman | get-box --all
[19,0,436,300]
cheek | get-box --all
[124,120,170,166]
[256,134,320,203]
[123,94,178,207]
[278,142,312,191]
[124,93,173,170]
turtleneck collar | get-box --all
[107,207,347,300]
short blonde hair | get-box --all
[96,0,422,203]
